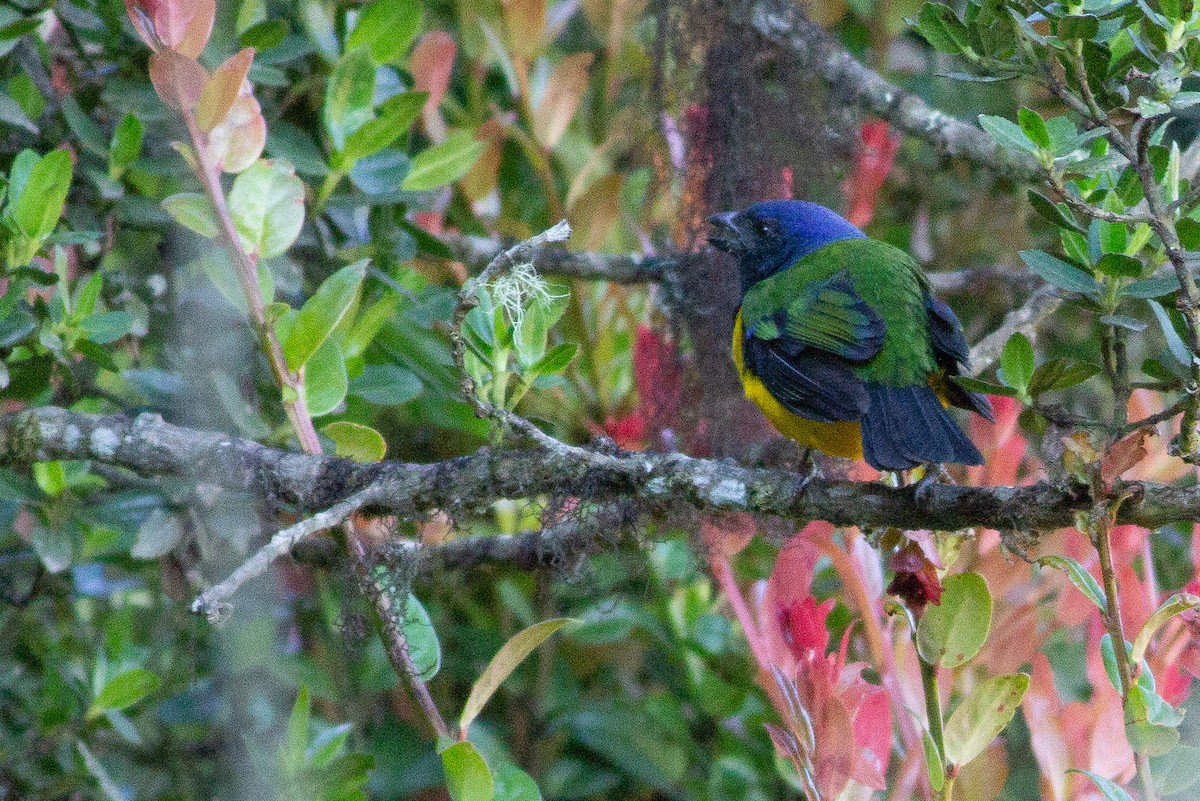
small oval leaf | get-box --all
[943,673,1029,767]
[459,618,574,735]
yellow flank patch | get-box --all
[732,312,864,460]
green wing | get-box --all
[742,270,886,362]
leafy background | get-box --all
[0,0,1198,800]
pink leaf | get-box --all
[411,32,457,113]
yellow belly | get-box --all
[732,311,864,460]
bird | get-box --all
[706,200,993,472]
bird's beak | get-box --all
[706,212,743,253]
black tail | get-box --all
[860,383,984,470]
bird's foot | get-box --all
[797,449,823,493]
[913,464,953,509]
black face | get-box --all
[706,211,778,255]
[706,211,786,291]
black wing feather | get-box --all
[744,337,869,423]
[925,293,995,423]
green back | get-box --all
[740,237,934,385]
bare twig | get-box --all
[744,0,1040,180]
[968,286,1064,372]
[191,485,382,621]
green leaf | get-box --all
[194,250,274,318]
[916,572,993,668]
[1018,107,1051,149]
[915,4,971,55]
[1069,770,1135,801]
[349,363,423,405]
[1131,592,1200,664]
[81,311,133,344]
[303,337,349,417]
[951,375,1021,398]
[1028,358,1102,395]
[31,522,71,573]
[1095,253,1142,278]
[240,19,289,49]
[340,91,428,165]
[1127,274,1181,298]
[514,290,569,366]
[0,93,36,135]
[1019,249,1102,297]
[1148,299,1194,368]
[321,421,386,462]
[60,96,108,157]
[493,763,542,801]
[281,686,311,773]
[76,741,127,801]
[323,45,376,151]
[14,149,72,243]
[347,0,422,63]
[1058,14,1100,40]
[108,114,144,175]
[1028,190,1085,233]
[74,272,103,318]
[1100,633,1125,692]
[441,741,494,801]
[401,131,487,191]
[228,160,306,259]
[943,673,1029,767]
[162,193,220,239]
[1099,314,1148,332]
[527,342,577,378]
[1126,719,1180,756]
[283,262,366,370]
[308,722,351,768]
[404,594,441,681]
[32,459,65,496]
[979,115,1037,153]
[87,668,161,720]
[131,508,184,559]
[1177,217,1200,248]
[999,333,1035,396]
[1038,555,1107,612]
[1150,745,1200,796]
[460,618,574,735]
[922,728,945,793]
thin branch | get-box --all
[1093,496,1160,801]
[440,231,666,284]
[349,539,453,741]
[968,286,1063,372]
[191,485,382,621]
[743,0,1040,180]
[449,221,572,421]
[1056,190,1153,225]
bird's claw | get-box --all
[797,449,823,493]
[913,464,952,510]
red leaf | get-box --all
[124,0,212,56]
[632,325,683,436]
[843,120,899,228]
[411,32,457,113]
[779,596,835,661]
[196,48,255,133]
[1100,427,1155,487]
[149,50,206,112]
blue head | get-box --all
[707,200,865,293]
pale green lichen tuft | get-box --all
[490,262,567,339]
